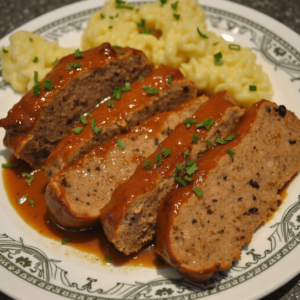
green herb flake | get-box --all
[17,195,28,204]
[215,60,224,66]
[87,112,93,117]
[192,134,199,143]
[137,19,146,27]
[175,163,182,173]
[197,27,209,39]
[62,237,71,245]
[93,127,102,134]
[108,26,113,29]
[108,100,114,108]
[184,118,197,128]
[2,163,18,168]
[112,86,122,100]
[52,58,58,65]
[175,177,186,186]
[156,153,162,166]
[161,148,172,158]
[207,140,216,147]
[227,148,235,156]
[196,118,215,130]
[43,79,54,90]
[117,138,125,150]
[186,162,198,176]
[104,255,112,263]
[34,71,39,85]
[26,176,34,185]
[225,134,236,142]
[171,1,178,10]
[118,51,126,55]
[216,137,227,145]
[143,86,159,94]
[213,42,219,46]
[72,127,84,134]
[29,37,33,42]
[160,0,168,6]
[41,166,45,170]
[2,48,9,54]
[100,13,105,19]
[33,56,38,63]
[184,149,189,158]
[66,64,72,70]
[116,4,134,10]
[120,81,131,92]
[112,45,122,49]
[167,74,173,84]
[21,172,33,180]
[140,29,152,34]
[173,13,180,20]
[138,77,145,82]
[229,44,241,51]
[198,153,203,158]
[249,85,257,91]
[80,114,88,125]
[193,187,204,197]
[29,198,35,206]
[214,52,222,61]
[74,49,84,58]
[143,160,153,170]
[236,131,240,135]
[184,176,193,182]
[72,62,82,69]
[33,84,41,96]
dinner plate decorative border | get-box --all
[0,1,300,299]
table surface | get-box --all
[0,0,299,299]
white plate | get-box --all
[0,1,300,299]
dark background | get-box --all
[0,0,299,299]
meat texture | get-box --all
[45,96,208,229]
[155,100,300,282]
[0,43,154,168]
[100,91,245,255]
[45,65,197,177]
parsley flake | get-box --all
[173,13,180,20]
[52,58,58,65]
[186,161,198,175]
[167,75,173,84]
[74,49,84,58]
[197,27,209,39]
[161,148,171,157]
[120,81,131,92]
[175,163,182,173]
[138,77,145,82]
[196,118,215,130]
[29,199,35,206]
[80,114,88,125]
[137,19,146,27]
[156,153,162,166]
[192,134,199,143]
[43,79,54,90]
[249,85,257,91]
[184,149,189,158]
[227,148,235,156]
[171,1,178,10]
[160,0,167,6]
[175,177,186,186]
[207,140,216,147]
[2,163,18,168]
[72,127,84,134]
[184,118,197,128]
[108,100,114,107]
[117,138,125,150]
[184,176,193,182]
[72,62,82,69]
[229,44,241,51]
[113,86,122,100]
[104,255,112,263]
[33,56,38,63]
[193,188,204,197]
[2,48,8,53]
[100,13,105,19]
[143,86,159,94]
[62,237,71,245]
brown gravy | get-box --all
[2,155,166,268]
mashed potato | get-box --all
[0,31,74,92]
[1,0,272,107]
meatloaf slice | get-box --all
[155,100,300,283]
[45,96,208,229]
[0,43,154,169]
[100,91,244,255]
[45,65,197,177]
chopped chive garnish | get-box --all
[104,255,112,263]
[110,16,114,19]
[213,42,219,46]
[215,60,224,66]
[62,237,71,245]
[27,176,34,185]
[175,163,182,173]
[87,112,93,117]
[227,148,235,156]
[33,56,38,63]
[91,119,96,129]
[167,75,173,84]
[112,45,122,49]
[72,127,84,134]
[156,153,162,166]
[184,118,197,128]
[249,85,257,91]
[160,0,167,6]
[117,138,125,150]
[225,134,236,141]
[34,71,39,85]
[108,26,113,29]
[108,100,114,107]
[2,48,8,53]
[197,27,208,39]
[161,148,171,157]
[198,153,203,158]
[100,13,105,19]
[186,162,198,176]
[138,77,145,82]
[17,195,28,204]
[52,58,58,65]
[80,114,88,125]
[29,37,33,42]
[143,160,153,169]
[116,4,134,9]
[74,49,84,58]
[184,176,193,182]
[173,13,180,20]
[120,81,131,92]
[72,62,82,68]
[94,127,101,134]
[184,149,189,158]
[66,65,72,70]
[196,118,215,130]
[29,199,35,206]
[207,140,216,147]
[175,177,186,186]
[192,134,199,143]
[91,119,102,134]
[143,86,159,94]
[2,163,18,168]
[41,166,45,170]
[137,19,146,27]
[216,137,227,145]
[236,131,240,135]
[33,84,41,96]
[186,160,196,167]
[229,44,241,51]
[140,29,152,34]
[171,1,178,10]
[118,51,126,55]
[193,188,204,197]
[214,52,222,61]
[113,86,122,100]
[43,79,54,90]
[21,171,31,178]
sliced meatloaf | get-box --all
[100,91,244,255]
[0,43,154,169]
[155,100,300,282]
[45,65,197,177]
[45,96,208,229]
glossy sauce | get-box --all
[3,156,166,268]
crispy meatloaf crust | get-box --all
[45,65,197,177]
[0,43,154,168]
[100,91,244,255]
[155,100,300,282]
[45,96,208,229]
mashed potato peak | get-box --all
[1,0,273,107]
